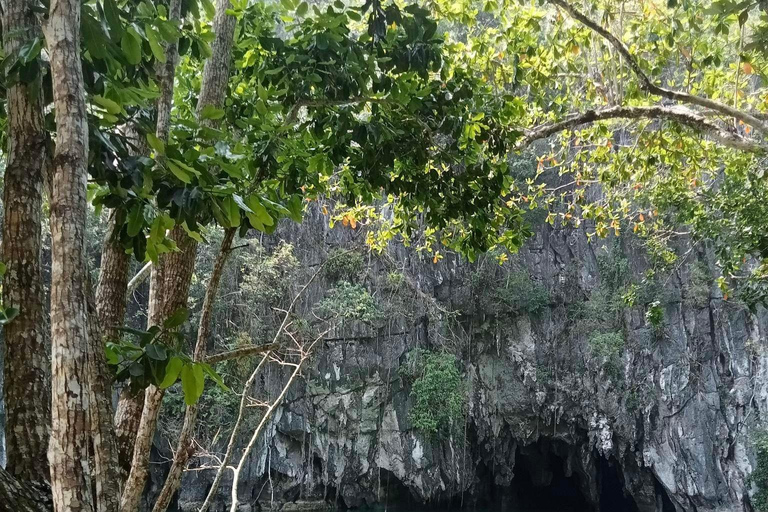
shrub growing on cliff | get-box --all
[315,281,382,325]
[751,431,768,511]
[400,349,466,438]
[324,247,365,282]
[469,265,550,316]
[588,331,625,380]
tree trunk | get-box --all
[1,0,51,486]
[119,227,197,512]
[197,0,238,116]
[0,467,51,512]
[45,0,96,508]
[151,229,235,512]
[111,0,182,467]
[95,214,130,343]
[86,278,123,512]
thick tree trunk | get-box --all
[1,0,51,486]
[0,467,51,512]
[151,229,235,512]
[45,0,96,508]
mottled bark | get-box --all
[197,0,238,117]
[85,282,122,512]
[151,229,235,512]
[1,0,51,486]
[0,467,51,512]
[45,0,95,507]
[95,214,130,342]
[118,228,197,512]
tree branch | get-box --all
[519,105,767,153]
[549,0,768,134]
[203,342,280,365]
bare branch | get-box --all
[126,262,152,297]
[549,0,768,134]
[203,343,280,365]
[519,105,767,153]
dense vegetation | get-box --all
[2,0,768,510]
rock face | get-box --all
[148,209,767,512]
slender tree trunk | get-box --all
[120,1,237,507]
[111,0,181,469]
[151,229,235,512]
[119,227,197,512]
[95,214,130,343]
[45,0,96,508]
[1,0,51,487]
[197,0,238,115]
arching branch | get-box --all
[549,0,768,134]
[519,105,767,153]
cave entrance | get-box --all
[507,442,591,512]
[598,457,638,512]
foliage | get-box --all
[469,263,549,316]
[752,429,768,511]
[314,281,382,325]
[588,331,625,380]
[324,248,365,282]
[400,348,466,437]
[240,241,300,306]
[105,307,227,405]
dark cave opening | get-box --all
[598,457,638,512]
[508,444,590,512]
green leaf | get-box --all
[201,0,216,18]
[147,133,165,155]
[159,356,183,388]
[180,364,202,405]
[92,95,122,115]
[145,24,166,63]
[199,362,230,392]
[127,204,145,237]
[0,262,7,277]
[18,37,43,64]
[121,27,142,65]
[104,0,124,40]
[167,161,192,183]
[200,104,225,120]
[145,343,168,361]
[246,196,274,229]
[297,1,308,16]
[163,307,190,329]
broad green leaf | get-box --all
[92,95,122,115]
[297,1,308,16]
[201,0,216,18]
[145,343,167,361]
[147,133,165,155]
[121,27,142,65]
[200,104,225,120]
[163,307,190,329]
[167,161,192,183]
[127,204,145,237]
[145,24,166,63]
[159,356,183,388]
[180,364,202,405]
[104,0,124,40]
[18,37,43,64]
